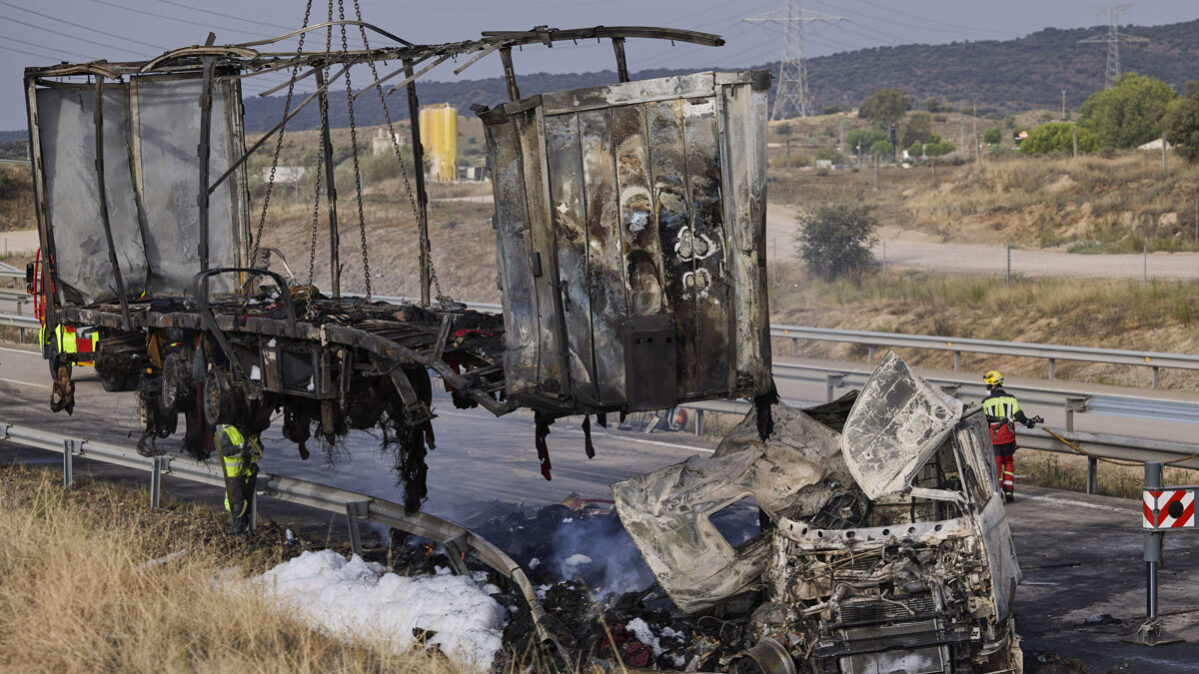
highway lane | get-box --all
[4,344,1199,670]
[0,344,718,516]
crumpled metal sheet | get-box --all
[611,403,850,613]
[841,351,963,500]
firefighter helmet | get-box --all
[983,370,1003,387]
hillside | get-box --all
[235,18,1199,132]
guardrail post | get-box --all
[953,351,961,372]
[1049,358,1056,380]
[826,374,845,403]
[150,456,169,508]
[1152,367,1160,390]
[695,409,704,436]
[62,439,76,486]
[867,346,875,364]
[346,500,370,557]
[791,337,798,357]
[250,475,263,532]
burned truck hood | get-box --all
[841,352,963,500]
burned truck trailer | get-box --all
[22,22,772,509]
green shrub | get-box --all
[794,201,879,282]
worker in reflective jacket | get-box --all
[982,370,1041,503]
[215,424,262,535]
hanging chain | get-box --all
[351,0,453,305]
[306,149,324,287]
[338,0,372,300]
[307,7,336,288]
[250,0,313,269]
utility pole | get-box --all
[744,2,844,120]
[972,101,979,164]
[1061,89,1067,118]
[1079,5,1149,89]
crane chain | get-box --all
[351,0,453,307]
[338,0,372,301]
[306,147,324,287]
[250,0,313,270]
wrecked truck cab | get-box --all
[614,353,1022,673]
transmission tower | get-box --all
[1079,5,1148,89]
[744,1,844,120]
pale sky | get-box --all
[3,0,1197,130]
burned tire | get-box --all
[99,368,138,393]
[202,368,243,426]
[161,351,195,411]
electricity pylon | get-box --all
[744,1,844,120]
[1079,5,1148,89]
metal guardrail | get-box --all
[0,419,561,654]
[680,391,1199,496]
[772,324,1198,389]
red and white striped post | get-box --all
[1131,462,1188,646]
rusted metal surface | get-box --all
[481,71,772,414]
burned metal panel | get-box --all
[612,403,851,613]
[485,111,542,402]
[716,72,771,393]
[612,105,665,317]
[515,106,568,397]
[482,71,770,414]
[133,76,241,295]
[681,97,730,397]
[841,351,964,499]
[543,113,594,403]
[35,85,149,304]
[579,108,628,406]
[647,99,701,397]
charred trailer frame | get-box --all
[481,70,773,415]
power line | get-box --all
[0,33,98,61]
[745,1,845,119]
[0,0,168,52]
[155,0,294,32]
[0,43,68,64]
[1,15,153,58]
[90,0,263,39]
[1079,5,1149,89]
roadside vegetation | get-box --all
[0,465,456,673]
[770,268,1199,390]
[1020,448,1195,500]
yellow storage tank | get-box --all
[419,103,458,183]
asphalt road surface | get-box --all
[2,345,1199,671]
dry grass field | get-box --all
[0,466,459,673]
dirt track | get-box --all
[767,203,1199,281]
[13,207,1199,282]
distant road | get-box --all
[766,204,1199,281]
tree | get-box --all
[1078,73,1178,148]
[794,202,879,281]
[900,111,936,148]
[1163,81,1199,162]
[907,141,924,158]
[858,88,911,128]
[983,127,1002,145]
[923,97,945,113]
[846,128,887,154]
[775,122,792,137]
[869,140,894,159]
[1019,122,1098,155]
[924,139,956,156]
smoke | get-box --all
[546,512,655,598]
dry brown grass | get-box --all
[1020,448,1197,499]
[770,266,1199,390]
[0,466,460,673]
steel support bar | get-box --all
[150,455,164,508]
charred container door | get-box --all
[481,71,771,414]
